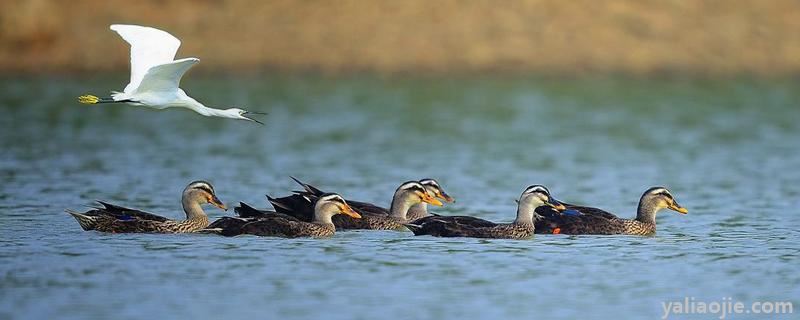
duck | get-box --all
[337,178,454,221]
[205,193,361,238]
[66,180,227,233]
[268,179,446,230]
[534,186,688,236]
[407,178,455,221]
[271,177,454,221]
[405,185,565,239]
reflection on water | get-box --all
[1,75,798,319]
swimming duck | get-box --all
[66,180,226,233]
[268,179,446,230]
[407,178,455,221]
[271,177,453,221]
[201,202,282,236]
[405,185,565,239]
[206,193,361,238]
[534,186,688,236]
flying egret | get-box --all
[78,24,264,124]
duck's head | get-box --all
[222,108,266,125]
[395,181,444,207]
[640,187,688,214]
[315,193,361,219]
[518,185,566,211]
[183,180,227,210]
[419,178,455,203]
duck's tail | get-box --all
[266,195,293,213]
[404,223,423,234]
[65,210,96,231]
[235,202,261,218]
[289,176,324,195]
[196,228,224,234]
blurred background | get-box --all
[3,0,800,76]
[1,1,799,320]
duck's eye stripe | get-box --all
[195,186,213,194]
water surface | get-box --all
[1,75,798,319]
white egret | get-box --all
[78,24,264,124]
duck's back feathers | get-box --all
[268,179,395,229]
[93,200,171,222]
[332,214,405,230]
[405,215,526,238]
[206,202,301,236]
[267,194,316,221]
[66,201,205,233]
[204,216,255,237]
[240,215,335,238]
[236,202,282,219]
[534,204,645,235]
[343,199,389,217]
[564,203,618,220]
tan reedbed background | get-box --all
[2,0,799,76]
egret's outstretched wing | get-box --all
[110,24,182,93]
[134,58,199,94]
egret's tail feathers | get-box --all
[66,210,96,231]
[110,91,128,101]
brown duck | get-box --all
[268,179,446,230]
[205,193,361,238]
[405,185,565,239]
[66,181,227,233]
[534,186,688,236]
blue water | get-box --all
[1,76,798,319]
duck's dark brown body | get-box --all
[268,182,413,230]
[534,204,655,236]
[207,203,338,238]
[406,215,534,239]
[68,201,209,233]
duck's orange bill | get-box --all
[341,204,362,219]
[552,228,561,235]
[210,195,227,211]
[548,199,567,211]
[437,191,455,203]
[420,192,444,206]
[669,203,688,214]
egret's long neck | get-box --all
[513,198,540,225]
[178,92,234,118]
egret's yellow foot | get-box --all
[78,95,100,104]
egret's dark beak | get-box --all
[243,111,267,125]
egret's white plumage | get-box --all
[79,24,264,124]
